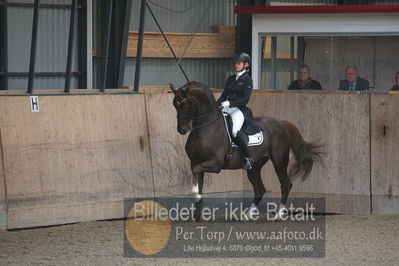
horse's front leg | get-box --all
[191,172,204,201]
[190,160,221,201]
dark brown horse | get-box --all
[170,81,324,218]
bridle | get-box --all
[175,93,221,132]
[175,96,190,106]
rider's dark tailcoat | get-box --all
[216,72,262,134]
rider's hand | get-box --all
[221,101,230,108]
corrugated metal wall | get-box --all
[121,0,236,89]
[5,0,398,90]
[130,0,235,33]
[7,0,79,90]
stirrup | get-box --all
[225,144,234,162]
[243,158,253,170]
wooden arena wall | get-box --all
[0,90,398,229]
[247,91,398,215]
[370,95,399,214]
[0,94,155,229]
[247,91,371,215]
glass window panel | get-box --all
[260,36,298,90]
[331,36,374,90]
[260,36,272,90]
[375,37,399,90]
[303,36,332,90]
[259,35,399,91]
[276,36,293,90]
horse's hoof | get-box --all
[191,184,199,194]
[194,194,203,202]
[243,203,258,221]
[277,204,288,220]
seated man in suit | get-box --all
[338,65,369,91]
[288,65,322,90]
[390,71,399,91]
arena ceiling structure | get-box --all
[0,0,237,92]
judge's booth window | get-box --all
[259,36,399,91]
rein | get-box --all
[191,108,221,131]
[177,106,222,132]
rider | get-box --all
[216,52,254,170]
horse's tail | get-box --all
[282,121,325,181]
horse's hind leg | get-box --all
[271,148,292,217]
[274,164,292,206]
[244,157,269,220]
[247,157,269,207]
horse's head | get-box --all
[170,82,216,135]
[170,83,197,135]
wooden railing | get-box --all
[1,90,399,229]
[127,25,235,58]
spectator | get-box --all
[339,65,369,91]
[390,71,399,91]
[288,65,322,90]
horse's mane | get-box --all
[182,81,216,104]
[182,81,209,92]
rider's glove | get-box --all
[221,101,230,108]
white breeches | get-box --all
[223,106,244,137]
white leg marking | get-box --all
[191,184,199,194]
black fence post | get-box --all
[133,0,146,92]
[27,0,40,93]
[0,0,8,90]
[117,0,132,88]
[64,0,77,93]
[77,0,88,89]
[99,0,113,92]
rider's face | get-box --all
[235,62,245,72]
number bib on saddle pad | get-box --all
[222,112,263,147]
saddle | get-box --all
[222,112,263,148]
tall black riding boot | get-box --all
[234,130,253,170]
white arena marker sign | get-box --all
[30,96,40,112]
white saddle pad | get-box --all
[222,113,264,147]
[247,131,264,146]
